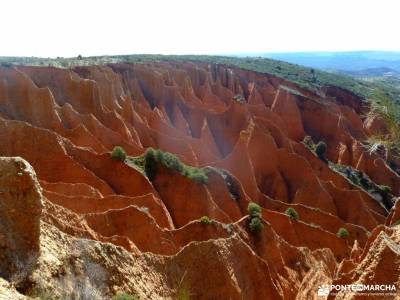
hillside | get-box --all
[1,54,392,101]
[0,61,399,299]
[335,67,400,97]
[260,51,400,102]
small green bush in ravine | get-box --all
[247,202,264,233]
[315,141,327,159]
[337,227,349,238]
[144,148,209,184]
[112,293,138,300]
[110,146,127,162]
[285,207,299,220]
[200,216,212,225]
[247,202,262,218]
[249,216,264,232]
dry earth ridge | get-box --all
[0,61,399,299]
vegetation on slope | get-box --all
[126,148,209,184]
[302,135,395,210]
[365,89,400,159]
[330,163,393,206]
[199,216,212,225]
[285,207,299,220]
[337,227,349,238]
[247,202,264,232]
[1,54,397,101]
[110,146,127,162]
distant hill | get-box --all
[337,67,400,78]
[261,51,400,72]
[255,51,400,102]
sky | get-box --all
[1,0,399,57]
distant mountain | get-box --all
[260,51,400,72]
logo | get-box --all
[317,285,330,296]
[316,284,396,297]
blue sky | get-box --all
[1,0,399,57]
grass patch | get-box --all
[126,155,146,172]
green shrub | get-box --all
[144,148,209,184]
[315,141,327,158]
[249,217,264,232]
[183,167,209,184]
[337,227,349,238]
[247,202,262,218]
[200,216,212,225]
[144,148,158,179]
[110,146,126,162]
[285,207,299,220]
[160,152,183,172]
[247,202,264,233]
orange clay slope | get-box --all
[0,61,399,299]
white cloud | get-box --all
[1,0,399,57]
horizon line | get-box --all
[1,50,400,60]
